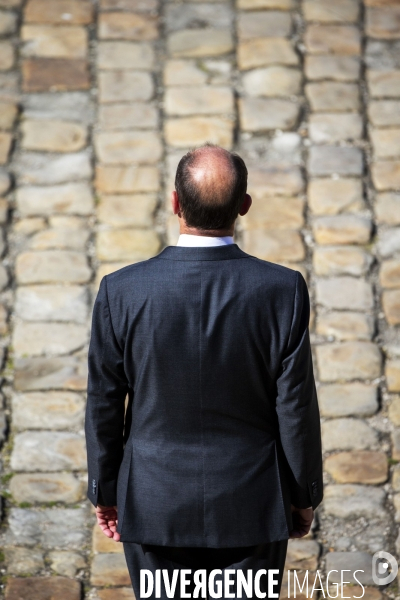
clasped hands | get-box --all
[95,504,121,542]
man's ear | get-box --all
[238,193,252,216]
[171,190,180,215]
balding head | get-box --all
[174,143,248,231]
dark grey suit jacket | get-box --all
[85,243,323,547]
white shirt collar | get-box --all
[176,234,234,247]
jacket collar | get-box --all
[154,244,249,261]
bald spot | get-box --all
[187,146,236,205]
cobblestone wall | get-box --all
[0,0,399,598]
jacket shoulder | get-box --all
[241,252,301,286]
[100,251,302,294]
[100,257,157,289]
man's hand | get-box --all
[289,506,314,539]
[95,504,121,542]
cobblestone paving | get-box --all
[0,0,399,598]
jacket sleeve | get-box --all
[275,270,323,510]
[85,275,129,508]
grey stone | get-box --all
[167,28,234,58]
[242,66,302,97]
[309,113,363,144]
[325,552,374,585]
[5,546,44,576]
[334,537,352,551]
[396,494,400,521]
[14,151,92,185]
[101,0,158,13]
[306,82,359,112]
[366,5,400,40]
[316,277,374,311]
[305,55,360,82]
[393,429,400,461]
[98,9,158,40]
[15,218,48,235]
[98,102,158,130]
[0,198,8,223]
[16,250,91,284]
[16,183,94,216]
[313,215,372,245]
[0,10,17,35]
[0,71,18,102]
[238,38,298,70]
[316,342,382,381]
[318,383,379,418]
[0,303,7,336]
[13,321,87,356]
[390,395,400,422]
[99,0,158,10]
[369,101,400,127]
[242,229,305,262]
[324,484,386,519]
[0,167,10,194]
[28,227,90,251]
[365,40,400,71]
[15,285,88,323]
[286,539,320,570]
[370,127,400,159]
[9,472,84,504]
[99,70,154,103]
[164,86,234,116]
[308,146,363,176]
[95,130,162,164]
[376,193,400,225]
[165,3,233,31]
[304,23,361,55]
[7,507,88,548]
[237,163,304,197]
[98,193,157,228]
[22,92,94,123]
[377,228,400,258]
[239,97,300,131]
[393,464,400,492]
[303,0,360,23]
[322,418,378,452]
[12,391,85,430]
[308,178,364,215]
[313,246,372,277]
[164,59,208,86]
[368,70,400,99]
[165,115,234,148]
[48,551,86,577]
[10,431,86,472]
[91,553,131,586]
[240,133,301,166]
[4,576,82,600]
[237,10,292,39]
[96,228,161,262]
[353,526,388,555]
[97,41,154,70]
[14,356,88,391]
[316,311,374,341]
[201,60,232,85]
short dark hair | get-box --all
[174,143,248,230]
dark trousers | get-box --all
[123,540,288,600]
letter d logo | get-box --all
[372,551,398,586]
